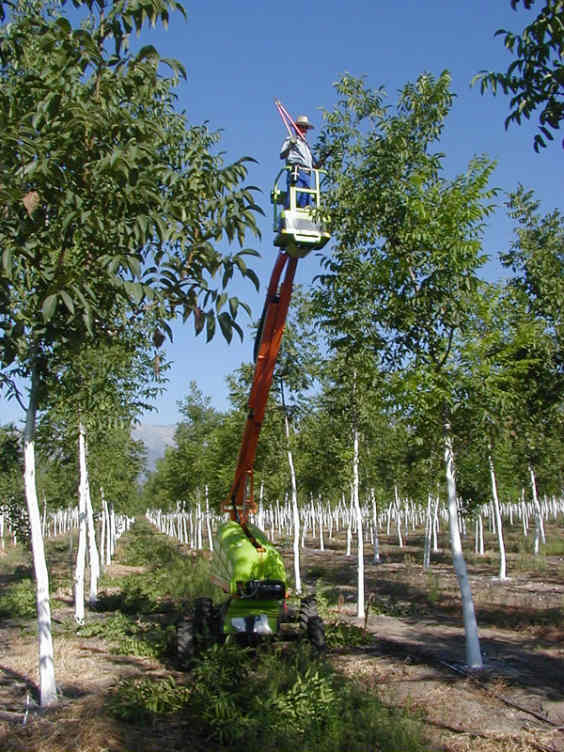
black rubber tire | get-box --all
[194,597,218,649]
[299,596,326,651]
[307,615,326,652]
[176,616,195,668]
[299,595,318,631]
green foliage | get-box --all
[0,0,261,439]
[99,521,217,609]
[314,71,497,455]
[425,572,442,606]
[186,643,426,752]
[324,621,373,648]
[475,0,564,151]
[503,186,563,348]
[117,520,181,567]
[77,611,175,660]
[95,521,425,751]
[108,676,191,724]
[541,538,564,556]
[0,577,36,618]
[77,612,133,640]
[0,424,29,541]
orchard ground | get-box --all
[0,517,563,752]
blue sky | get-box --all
[2,0,562,427]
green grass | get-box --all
[542,538,564,556]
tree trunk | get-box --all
[432,495,440,553]
[488,452,507,580]
[82,429,100,606]
[99,495,106,571]
[352,428,365,619]
[74,421,88,624]
[23,365,57,706]
[528,462,545,555]
[423,493,432,569]
[371,490,380,563]
[205,487,213,551]
[444,425,482,669]
[345,492,352,556]
[393,484,404,548]
[284,412,301,595]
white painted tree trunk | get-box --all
[196,501,203,550]
[371,490,380,563]
[284,413,301,595]
[74,422,88,624]
[205,487,213,551]
[258,482,265,530]
[81,430,100,607]
[489,453,507,580]
[103,494,112,565]
[352,428,365,619]
[386,502,392,536]
[423,493,432,569]
[520,490,528,536]
[432,496,440,552]
[110,504,116,557]
[529,463,545,555]
[86,488,100,605]
[99,500,106,571]
[23,367,57,706]
[444,427,482,669]
[41,495,47,538]
[345,493,353,556]
[394,484,404,548]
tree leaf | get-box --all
[41,294,58,323]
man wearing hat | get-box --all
[280,114,316,208]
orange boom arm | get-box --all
[221,250,297,524]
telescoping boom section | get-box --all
[221,249,298,524]
[221,170,330,525]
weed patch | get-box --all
[0,577,36,618]
[325,621,373,648]
[107,676,191,724]
[77,612,175,660]
[184,642,426,752]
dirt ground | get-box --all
[1,525,564,752]
[296,537,564,752]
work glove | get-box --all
[289,137,297,145]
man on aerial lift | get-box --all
[279,114,317,207]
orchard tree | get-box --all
[165,381,224,504]
[503,186,563,347]
[0,0,261,705]
[38,326,165,619]
[274,287,323,594]
[501,187,563,544]
[476,0,564,151]
[314,71,497,668]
